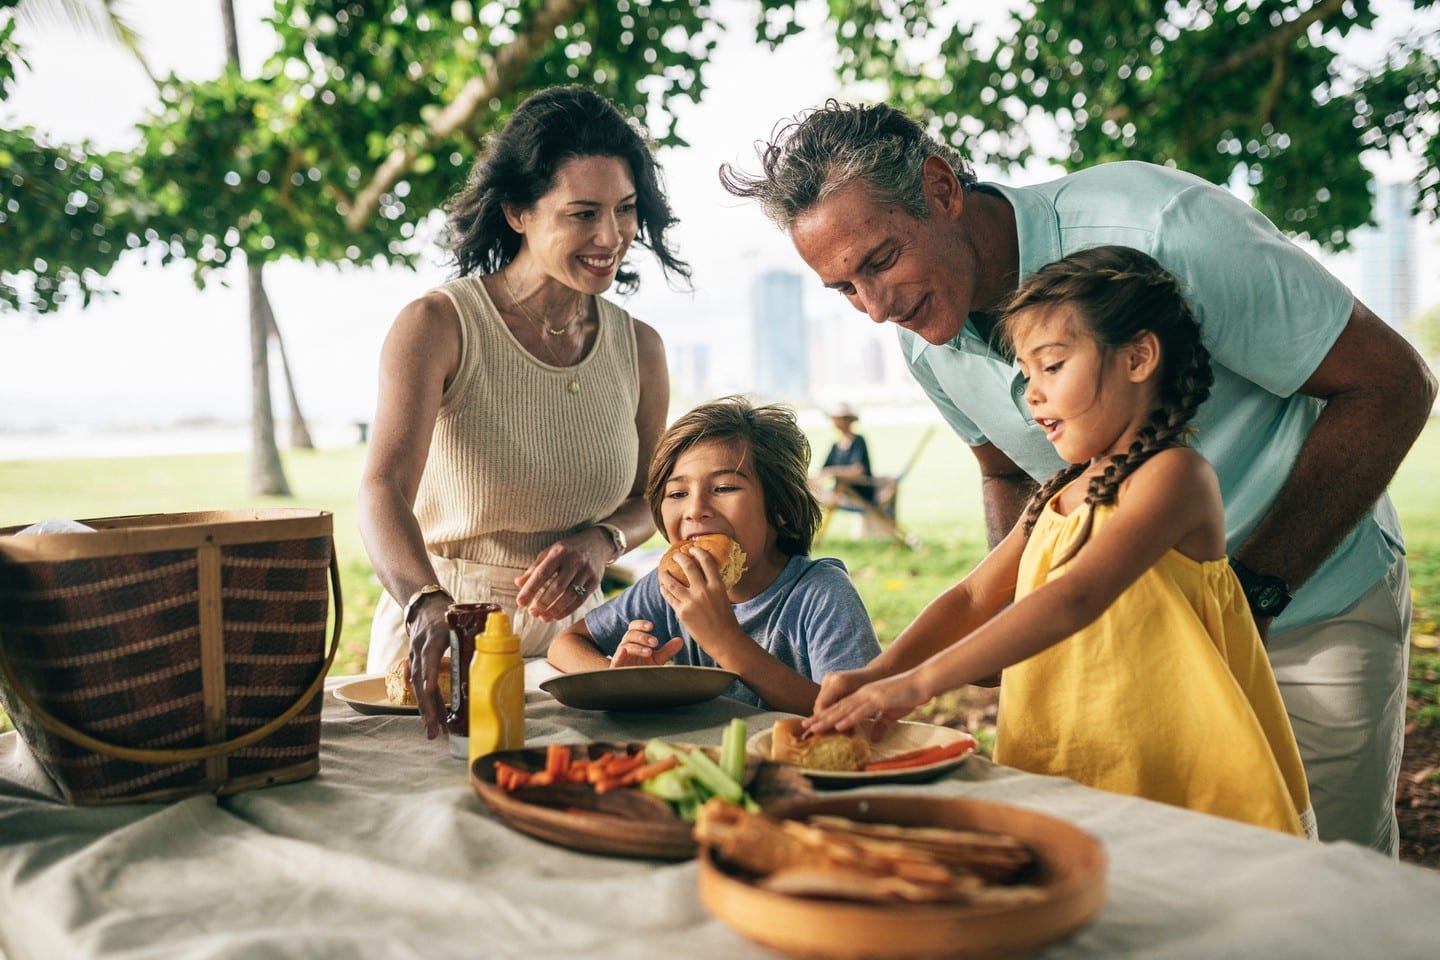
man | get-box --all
[721,100,1436,855]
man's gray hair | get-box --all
[719,100,977,229]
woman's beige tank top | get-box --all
[412,276,642,568]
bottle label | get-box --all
[449,646,464,715]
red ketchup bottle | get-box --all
[444,601,502,760]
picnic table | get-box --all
[2,674,1439,959]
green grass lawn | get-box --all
[2,417,1439,734]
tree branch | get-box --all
[1200,0,1348,81]
[344,0,588,232]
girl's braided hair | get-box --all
[998,245,1214,563]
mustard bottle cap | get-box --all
[476,609,520,654]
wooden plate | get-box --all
[332,676,416,716]
[697,793,1106,960]
[748,719,976,787]
[539,665,739,711]
[470,741,810,861]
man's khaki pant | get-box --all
[1269,557,1411,856]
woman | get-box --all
[359,86,690,739]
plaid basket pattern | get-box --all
[0,510,337,804]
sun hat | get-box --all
[826,402,859,422]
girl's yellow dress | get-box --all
[994,494,1315,838]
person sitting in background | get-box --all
[547,396,882,715]
[814,402,876,504]
[358,85,690,740]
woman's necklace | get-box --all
[502,269,585,395]
[503,268,583,336]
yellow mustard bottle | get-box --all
[468,609,524,768]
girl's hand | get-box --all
[813,666,883,714]
[514,530,609,621]
[610,619,684,667]
[805,670,930,742]
[657,547,738,653]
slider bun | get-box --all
[770,717,872,772]
[659,533,748,589]
[384,656,453,706]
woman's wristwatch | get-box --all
[594,522,627,562]
[403,582,451,635]
[1229,559,1292,619]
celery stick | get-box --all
[720,718,747,784]
[639,767,694,803]
[685,746,743,804]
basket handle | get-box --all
[0,548,343,765]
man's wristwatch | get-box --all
[595,522,627,562]
[1229,559,1292,619]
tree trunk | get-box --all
[222,0,292,490]
[248,264,291,496]
[254,279,315,449]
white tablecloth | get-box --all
[2,677,1439,959]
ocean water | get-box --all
[0,421,366,462]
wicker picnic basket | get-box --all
[0,509,340,804]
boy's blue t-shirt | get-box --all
[582,554,881,709]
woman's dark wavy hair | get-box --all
[999,245,1214,566]
[443,85,691,294]
[644,396,822,558]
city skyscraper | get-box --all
[752,269,809,398]
[1353,181,1418,327]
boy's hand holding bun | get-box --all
[657,534,747,650]
[658,533,747,588]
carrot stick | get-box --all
[493,761,530,791]
[607,753,648,775]
[863,739,975,772]
[615,756,678,788]
[545,743,571,778]
[588,752,645,782]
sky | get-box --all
[1,0,1437,455]
[0,0,871,445]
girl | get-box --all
[548,396,881,715]
[808,246,1315,838]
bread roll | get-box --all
[384,656,452,706]
[770,717,871,772]
[659,533,747,588]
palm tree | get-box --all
[11,0,153,82]
[15,0,313,491]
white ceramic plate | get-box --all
[332,676,417,716]
[748,718,976,787]
[540,665,740,711]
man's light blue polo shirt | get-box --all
[901,160,1403,632]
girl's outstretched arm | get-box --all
[810,447,1221,736]
[813,520,1026,714]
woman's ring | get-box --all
[572,583,587,597]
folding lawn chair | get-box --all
[816,426,935,549]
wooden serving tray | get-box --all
[697,793,1106,959]
[470,741,810,861]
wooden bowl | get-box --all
[696,793,1106,959]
